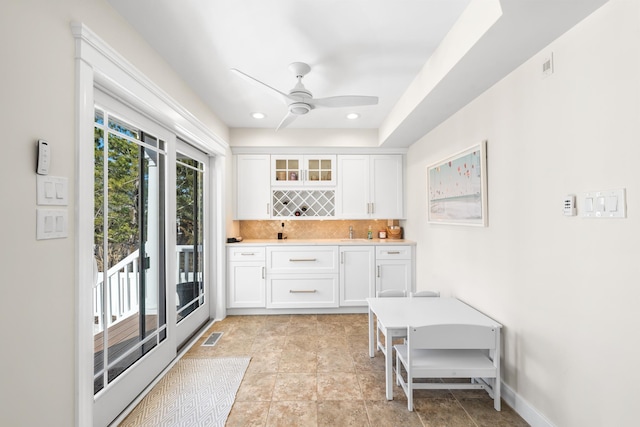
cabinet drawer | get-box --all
[228,246,266,262]
[375,245,412,260]
[267,275,339,308]
[267,246,338,274]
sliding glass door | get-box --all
[93,91,174,426]
[175,141,210,346]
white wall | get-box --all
[0,1,229,426]
[405,1,638,425]
[230,128,378,147]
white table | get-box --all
[367,297,502,400]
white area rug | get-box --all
[119,357,250,427]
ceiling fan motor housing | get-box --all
[289,102,311,115]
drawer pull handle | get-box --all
[240,252,256,256]
[289,258,317,262]
[289,289,317,293]
[386,251,401,255]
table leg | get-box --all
[385,331,393,400]
[368,307,375,358]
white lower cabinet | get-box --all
[375,246,412,295]
[267,275,339,308]
[227,243,414,310]
[339,246,375,306]
[227,246,266,308]
[266,246,339,308]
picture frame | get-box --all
[427,140,487,226]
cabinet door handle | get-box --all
[289,289,317,293]
[371,202,375,214]
[366,203,371,214]
[386,251,400,255]
[340,252,344,264]
[289,258,317,262]
[262,266,265,279]
[267,203,270,215]
[377,266,381,278]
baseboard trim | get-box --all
[501,382,555,427]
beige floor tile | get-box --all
[246,351,281,374]
[458,397,529,427]
[351,350,386,372]
[266,401,317,427]
[317,322,346,335]
[413,398,474,427]
[364,399,424,427]
[251,335,287,352]
[226,401,270,427]
[285,335,319,352]
[279,350,317,373]
[287,323,319,336]
[173,314,530,427]
[272,373,318,401]
[317,349,355,373]
[317,372,363,400]
[236,372,277,402]
[317,400,370,427]
[259,323,290,336]
[317,335,349,350]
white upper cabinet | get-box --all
[272,155,336,186]
[370,155,404,219]
[336,154,404,219]
[235,154,271,219]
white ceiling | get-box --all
[108,0,608,146]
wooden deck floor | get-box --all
[94,314,158,353]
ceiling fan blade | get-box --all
[230,68,294,103]
[311,95,379,108]
[276,112,298,131]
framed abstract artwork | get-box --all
[427,140,487,226]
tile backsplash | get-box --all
[238,219,401,240]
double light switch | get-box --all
[36,175,68,239]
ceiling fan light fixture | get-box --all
[251,112,266,119]
[289,102,311,115]
[346,112,360,120]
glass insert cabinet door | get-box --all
[271,155,336,186]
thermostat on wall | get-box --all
[563,195,576,216]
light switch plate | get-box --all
[582,188,626,218]
[37,208,68,239]
[37,175,68,206]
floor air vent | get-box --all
[202,332,223,347]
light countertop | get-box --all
[226,238,415,246]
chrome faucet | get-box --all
[349,225,354,239]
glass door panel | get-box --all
[176,152,204,321]
[272,156,302,185]
[305,155,335,186]
[93,92,173,427]
[175,142,210,347]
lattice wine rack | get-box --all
[272,190,335,217]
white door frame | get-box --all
[72,23,228,427]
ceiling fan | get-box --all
[231,62,379,130]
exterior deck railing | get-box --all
[94,245,200,334]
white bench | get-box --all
[394,323,501,411]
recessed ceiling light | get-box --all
[251,112,266,119]
[346,113,359,120]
